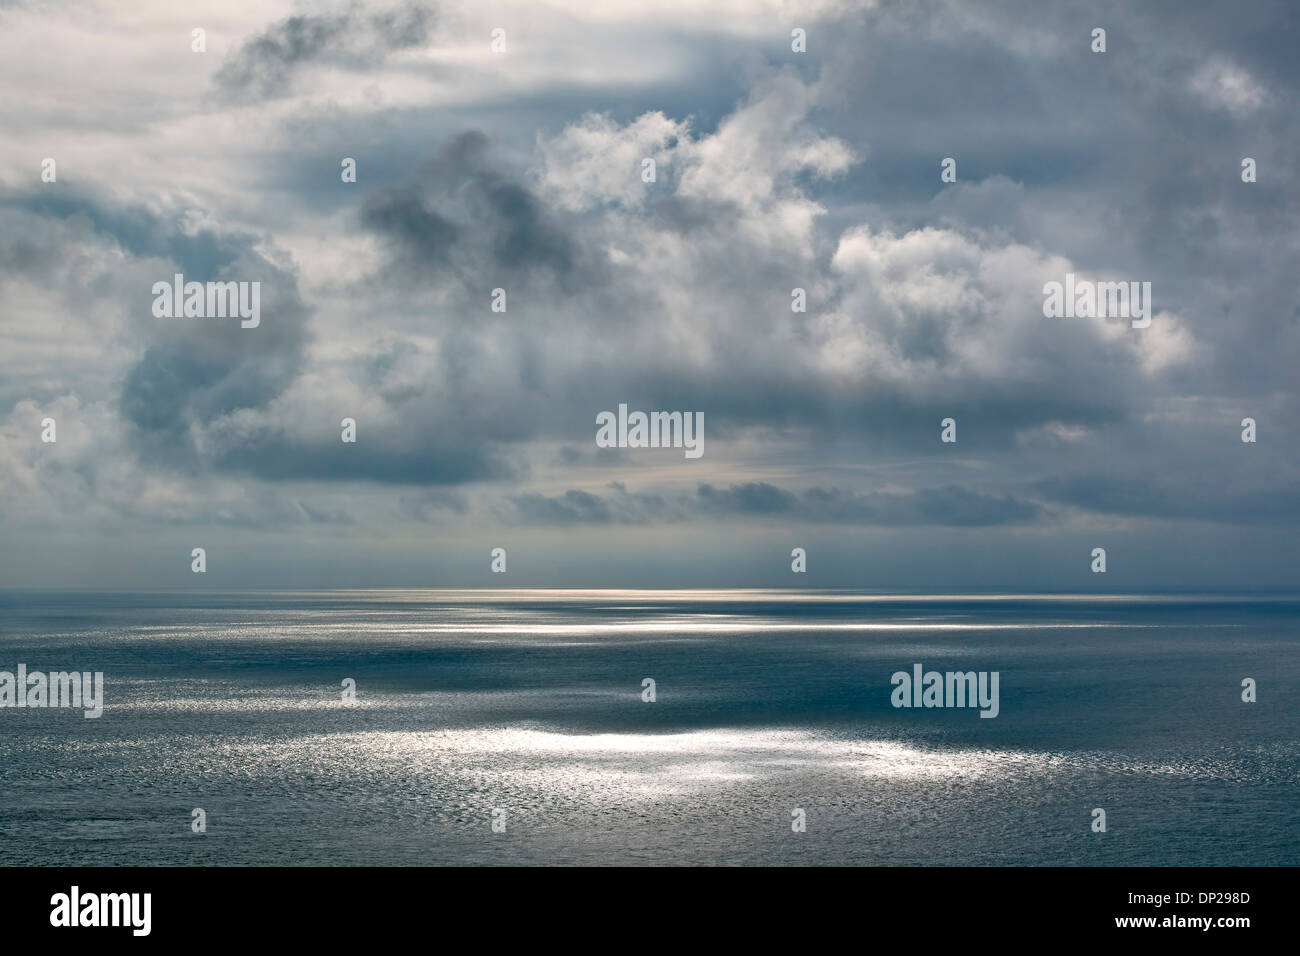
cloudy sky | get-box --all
[0,0,1296,589]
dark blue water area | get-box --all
[0,590,1295,865]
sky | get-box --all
[0,0,1296,589]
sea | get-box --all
[0,589,1295,866]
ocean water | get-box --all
[0,589,1295,866]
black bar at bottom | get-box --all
[3,866,1283,942]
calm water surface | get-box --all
[0,590,1295,865]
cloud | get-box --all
[1190,58,1269,113]
[1034,475,1300,526]
[361,130,583,287]
[397,488,469,522]
[214,1,437,101]
[508,480,1040,527]
[698,482,1042,526]
[0,0,1297,585]
[118,245,314,468]
[697,481,796,515]
[512,489,614,524]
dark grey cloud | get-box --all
[508,481,1041,528]
[0,189,315,460]
[509,482,672,526]
[6,189,250,279]
[212,429,518,485]
[699,482,1043,527]
[360,131,586,290]
[1034,475,1300,526]
[697,481,796,515]
[118,249,313,468]
[512,489,614,525]
[360,182,460,269]
[214,1,436,100]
